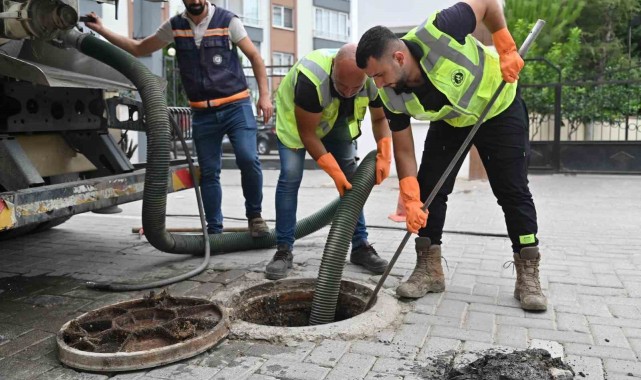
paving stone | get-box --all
[0,357,54,380]
[391,322,430,348]
[196,341,250,369]
[417,337,461,362]
[326,352,376,380]
[33,367,110,379]
[154,364,219,380]
[495,325,527,348]
[364,373,403,380]
[0,323,32,347]
[210,356,265,380]
[603,359,641,377]
[589,324,630,348]
[370,357,417,377]
[247,375,279,380]
[495,315,554,330]
[468,303,525,318]
[435,299,468,319]
[258,359,330,380]
[304,340,349,367]
[563,343,637,360]
[350,341,418,360]
[564,355,605,380]
[244,342,315,361]
[184,282,224,299]
[211,269,247,285]
[588,316,641,332]
[529,339,564,358]
[0,329,52,357]
[463,311,495,332]
[556,313,589,333]
[429,325,492,344]
[528,328,593,345]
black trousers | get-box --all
[416,93,538,253]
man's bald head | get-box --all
[332,43,367,98]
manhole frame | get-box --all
[56,296,230,372]
[226,277,401,343]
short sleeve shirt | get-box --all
[155,3,248,48]
[385,2,477,131]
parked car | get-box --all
[222,117,278,155]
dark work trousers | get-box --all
[416,93,538,253]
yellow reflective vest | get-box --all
[276,49,378,149]
[380,12,517,127]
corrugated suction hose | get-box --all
[309,150,378,326]
[58,29,343,255]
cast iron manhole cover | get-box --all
[57,290,228,372]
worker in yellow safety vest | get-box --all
[265,43,392,281]
[356,0,546,311]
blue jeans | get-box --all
[275,137,368,251]
[191,98,263,233]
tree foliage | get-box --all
[505,0,585,54]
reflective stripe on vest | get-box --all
[414,19,485,110]
[299,58,332,108]
[275,49,373,149]
[380,12,516,127]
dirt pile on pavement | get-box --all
[415,348,575,379]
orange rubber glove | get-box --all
[492,27,524,83]
[317,152,352,196]
[375,137,392,185]
[399,176,428,234]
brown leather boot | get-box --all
[513,247,547,311]
[396,237,445,298]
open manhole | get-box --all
[228,278,400,342]
[56,291,228,372]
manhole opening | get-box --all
[60,291,223,354]
[232,279,374,327]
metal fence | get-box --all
[520,59,641,173]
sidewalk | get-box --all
[1,168,640,379]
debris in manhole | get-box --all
[233,280,370,326]
[414,349,575,379]
[57,290,229,372]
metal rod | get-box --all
[366,20,546,310]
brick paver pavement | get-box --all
[1,164,640,379]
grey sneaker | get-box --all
[350,244,388,274]
[265,245,293,280]
[248,216,269,238]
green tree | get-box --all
[505,0,585,53]
[575,0,640,77]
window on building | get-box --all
[242,0,261,27]
[272,5,293,29]
[272,52,295,75]
[314,7,349,42]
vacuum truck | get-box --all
[0,0,194,239]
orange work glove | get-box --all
[375,137,392,185]
[399,176,428,234]
[492,27,524,83]
[317,153,352,196]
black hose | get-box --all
[309,150,378,326]
[59,29,340,257]
[86,115,210,291]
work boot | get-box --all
[350,244,388,274]
[512,247,547,311]
[396,237,445,298]
[265,244,293,280]
[248,216,270,238]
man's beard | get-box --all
[392,71,411,94]
[187,4,205,16]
